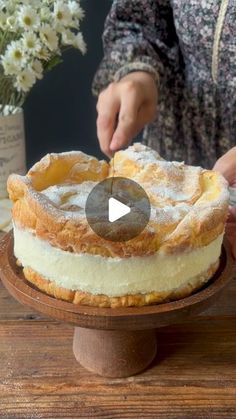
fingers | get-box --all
[110,87,156,152]
[110,85,142,152]
[97,82,145,156]
[213,146,236,184]
[96,85,120,157]
[96,73,158,157]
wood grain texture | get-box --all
[0,320,236,418]
[0,228,236,417]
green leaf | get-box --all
[45,55,63,72]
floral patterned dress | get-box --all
[93,0,236,168]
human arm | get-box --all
[93,0,178,156]
[213,147,236,258]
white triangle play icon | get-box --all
[108,197,131,223]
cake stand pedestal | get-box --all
[0,232,234,378]
[73,328,157,377]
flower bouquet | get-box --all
[0,0,86,198]
[0,0,86,108]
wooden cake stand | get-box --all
[0,232,234,378]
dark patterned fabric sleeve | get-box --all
[92,0,179,95]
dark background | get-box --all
[24,1,112,167]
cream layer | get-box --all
[13,225,223,297]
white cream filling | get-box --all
[13,225,223,297]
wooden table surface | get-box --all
[0,231,236,419]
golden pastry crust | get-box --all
[8,144,229,258]
[23,260,219,307]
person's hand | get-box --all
[213,146,236,258]
[96,71,158,157]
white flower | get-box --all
[61,29,75,46]
[5,41,26,67]
[6,16,18,32]
[54,1,72,27]
[4,1,16,14]
[40,24,58,51]
[61,30,86,53]
[73,32,86,54]
[22,32,41,55]
[40,6,51,21]
[31,59,43,79]
[36,47,50,61]
[1,56,21,76]
[18,5,39,31]
[14,67,36,92]
[21,0,41,6]
[68,1,85,20]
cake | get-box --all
[7,143,229,308]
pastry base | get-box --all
[1,231,233,378]
[22,260,219,308]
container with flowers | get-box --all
[0,0,86,198]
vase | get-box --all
[0,106,26,199]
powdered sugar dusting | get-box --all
[23,142,228,232]
[41,181,97,218]
[122,142,163,164]
[152,203,192,224]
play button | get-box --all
[85,177,150,242]
[108,197,131,222]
